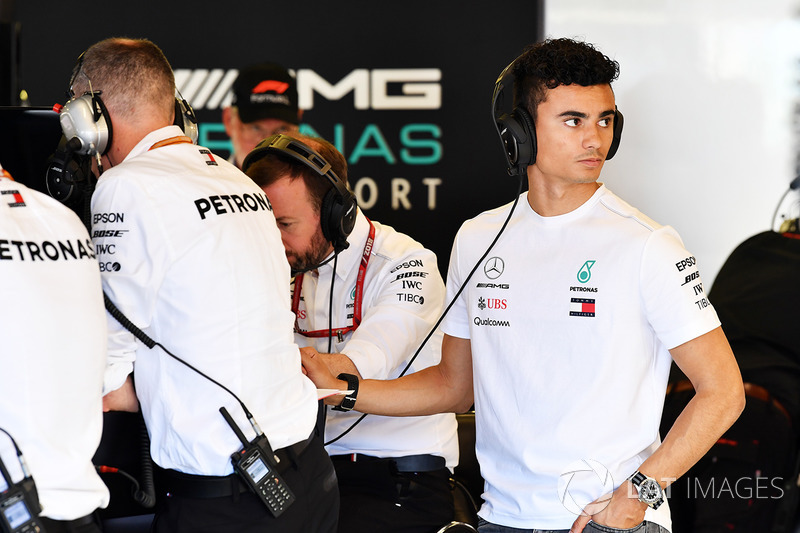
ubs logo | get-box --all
[484,257,505,280]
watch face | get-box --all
[639,478,663,504]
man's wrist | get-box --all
[332,373,359,411]
[627,471,665,509]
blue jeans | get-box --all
[477,518,670,533]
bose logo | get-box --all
[175,68,442,111]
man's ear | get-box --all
[221,107,234,135]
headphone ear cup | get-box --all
[513,106,536,166]
[496,106,536,174]
[320,187,357,252]
[606,109,624,160]
[58,93,112,156]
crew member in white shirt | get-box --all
[66,37,338,533]
[0,162,109,532]
[243,133,459,533]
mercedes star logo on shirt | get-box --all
[484,257,505,279]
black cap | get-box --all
[232,62,299,124]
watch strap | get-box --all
[332,373,359,412]
[629,471,647,487]
[628,470,664,509]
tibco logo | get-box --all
[175,68,442,111]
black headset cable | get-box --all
[324,173,525,446]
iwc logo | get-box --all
[484,257,504,280]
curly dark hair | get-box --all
[512,38,620,121]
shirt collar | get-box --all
[123,125,186,163]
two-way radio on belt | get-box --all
[0,427,45,533]
[103,295,296,517]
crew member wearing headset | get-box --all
[0,162,109,532]
[243,133,459,533]
[301,38,744,533]
[66,38,337,533]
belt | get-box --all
[41,513,98,529]
[667,380,791,424]
[161,432,314,499]
[330,453,446,472]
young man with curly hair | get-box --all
[303,38,744,533]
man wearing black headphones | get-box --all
[244,133,459,533]
[67,38,338,532]
[302,38,745,533]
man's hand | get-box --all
[102,375,139,412]
[570,481,645,533]
[300,346,350,404]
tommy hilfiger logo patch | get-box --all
[2,189,25,207]
[569,298,595,317]
[199,149,218,166]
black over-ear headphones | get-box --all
[491,55,624,176]
[241,134,357,253]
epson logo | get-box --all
[175,68,442,111]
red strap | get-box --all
[292,219,375,339]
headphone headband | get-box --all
[250,134,338,180]
[243,134,357,252]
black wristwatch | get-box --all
[628,471,664,509]
[332,373,359,412]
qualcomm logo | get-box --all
[174,68,442,112]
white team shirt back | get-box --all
[0,176,109,519]
[93,127,317,476]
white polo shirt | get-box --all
[93,126,318,476]
[294,211,458,467]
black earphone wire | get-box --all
[0,426,33,480]
[103,294,263,436]
[772,178,800,232]
[327,254,338,354]
[323,174,525,446]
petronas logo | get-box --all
[577,260,596,283]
